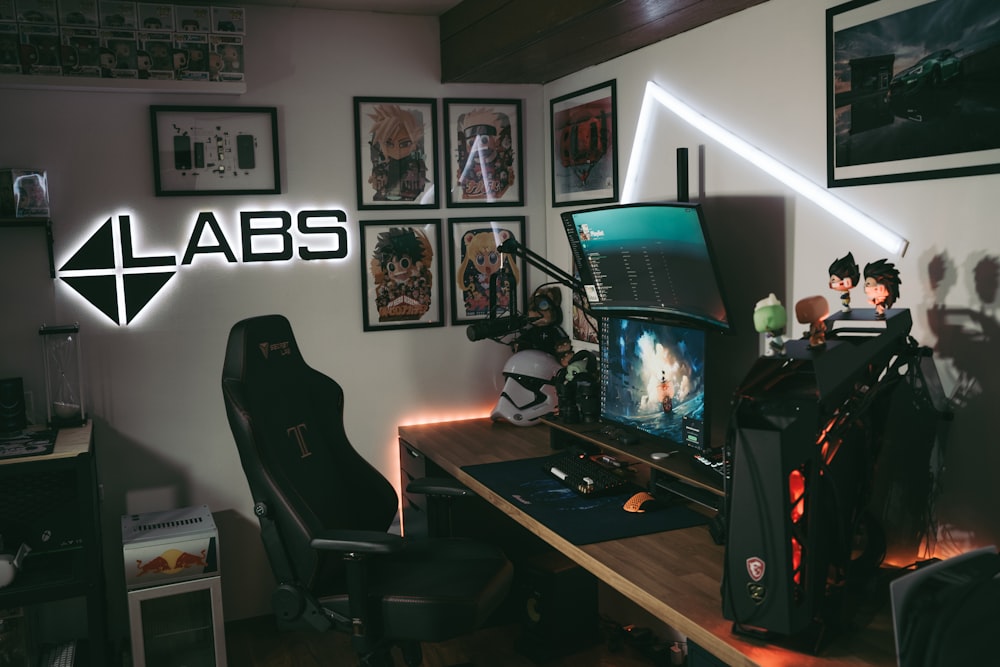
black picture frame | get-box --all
[443,98,524,207]
[359,219,445,331]
[550,80,619,207]
[150,105,280,196]
[447,216,526,326]
[826,0,1000,187]
[354,97,439,210]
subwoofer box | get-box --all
[515,550,599,662]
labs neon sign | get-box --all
[58,209,349,326]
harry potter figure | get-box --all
[829,252,860,312]
[864,259,901,319]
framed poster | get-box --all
[447,216,527,326]
[354,97,439,210]
[150,105,280,196]
[443,98,524,207]
[827,0,1000,187]
[359,220,445,331]
[550,80,618,207]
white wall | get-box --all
[544,0,999,564]
[0,7,544,642]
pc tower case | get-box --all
[722,309,915,644]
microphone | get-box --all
[466,314,539,341]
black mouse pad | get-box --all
[461,456,708,545]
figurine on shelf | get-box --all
[864,259,902,319]
[512,286,573,366]
[753,293,787,357]
[795,295,830,349]
[828,252,860,313]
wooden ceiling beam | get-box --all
[440,0,769,84]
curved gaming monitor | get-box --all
[560,202,731,332]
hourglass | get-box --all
[38,324,86,427]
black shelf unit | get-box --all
[1,217,54,277]
[0,423,107,665]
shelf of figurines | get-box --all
[0,73,246,94]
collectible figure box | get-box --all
[15,0,56,23]
[99,27,136,77]
[210,32,240,81]
[57,0,97,26]
[138,29,172,79]
[98,0,134,28]
[121,505,220,590]
[210,5,243,33]
[174,3,209,32]
[173,30,208,79]
[0,169,49,218]
[60,25,100,76]
[137,2,172,31]
[0,22,20,73]
[19,23,61,74]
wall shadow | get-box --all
[699,195,788,449]
[920,251,1000,557]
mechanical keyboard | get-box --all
[545,451,630,496]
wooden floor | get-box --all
[225,615,656,667]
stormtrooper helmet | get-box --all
[491,350,561,426]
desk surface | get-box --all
[0,421,92,467]
[398,418,896,667]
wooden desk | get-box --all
[398,418,896,667]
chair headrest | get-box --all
[223,314,306,383]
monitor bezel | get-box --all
[560,200,733,333]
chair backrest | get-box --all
[222,314,398,591]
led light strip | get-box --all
[622,81,909,257]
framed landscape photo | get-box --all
[359,220,445,331]
[448,216,527,326]
[354,97,439,210]
[150,105,280,196]
[550,80,618,207]
[827,0,1000,187]
[443,98,524,207]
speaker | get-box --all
[516,550,599,661]
[0,377,26,433]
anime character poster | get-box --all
[448,217,527,325]
[360,220,444,331]
[443,99,524,207]
[353,97,439,210]
[550,80,619,207]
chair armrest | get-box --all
[310,529,404,554]
[406,476,474,498]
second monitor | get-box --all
[599,315,709,453]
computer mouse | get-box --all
[623,491,666,513]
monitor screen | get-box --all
[599,316,708,451]
[560,202,730,331]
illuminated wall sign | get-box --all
[58,209,348,326]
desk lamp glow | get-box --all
[622,81,908,257]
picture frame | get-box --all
[359,219,445,332]
[149,105,280,196]
[550,80,619,207]
[448,216,527,326]
[826,0,1000,187]
[354,97,440,210]
[443,98,524,207]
